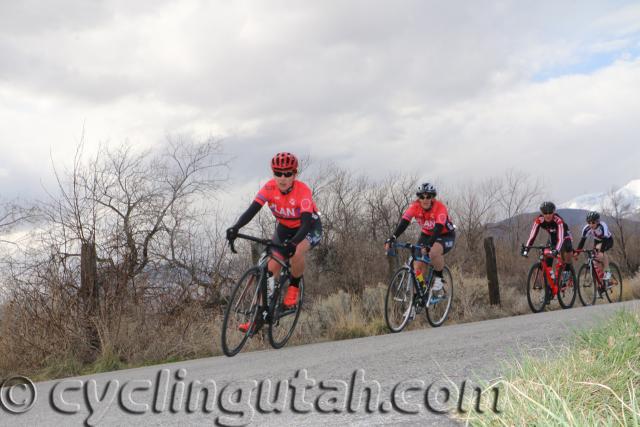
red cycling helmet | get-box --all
[271,152,298,171]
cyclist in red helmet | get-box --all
[227,152,322,331]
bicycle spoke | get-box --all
[269,277,303,349]
[426,267,453,327]
[603,263,623,303]
[221,267,263,357]
[577,264,597,306]
[527,263,547,313]
[385,268,414,332]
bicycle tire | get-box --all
[268,276,304,349]
[603,262,623,303]
[425,266,453,327]
[577,264,597,306]
[221,267,263,357]
[384,267,414,332]
[557,265,577,309]
[526,262,547,313]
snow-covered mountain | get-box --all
[560,179,640,215]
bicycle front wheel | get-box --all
[526,262,547,313]
[603,262,623,303]
[577,264,597,306]
[384,267,415,332]
[268,276,304,349]
[221,267,263,357]
[557,265,577,309]
[426,267,453,327]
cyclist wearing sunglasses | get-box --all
[226,152,322,312]
[523,201,574,281]
[385,182,456,291]
[575,211,614,282]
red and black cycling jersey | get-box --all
[401,200,455,236]
[254,179,318,229]
[525,213,572,252]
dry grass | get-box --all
[458,309,640,426]
[1,271,638,381]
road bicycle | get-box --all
[384,241,453,331]
[221,233,303,357]
[522,244,577,312]
[574,248,623,306]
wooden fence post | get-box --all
[484,236,501,306]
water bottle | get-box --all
[561,270,571,284]
[267,274,275,298]
[416,271,426,290]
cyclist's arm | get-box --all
[289,212,313,245]
[555,218,564,251]
[424,224,444,248]
[391,218,411,239]
[233,201,263,229]
[525,221,540,247]
[576,224,589,250]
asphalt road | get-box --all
[2,300,638,426]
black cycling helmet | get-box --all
[416,182,437,197]
[540,201,556,214]
[586,211,600,222]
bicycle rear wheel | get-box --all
[577,264,597,306]
[557,265,577,309]
[603,262,623,303]
[384,267,414,332]
[526,262,547,313]
[221,267,263,357]
[268,276,304,349]
[426,267,453,327]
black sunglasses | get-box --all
[417,194,434,200]
[274,171,295,177]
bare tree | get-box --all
[602,188,639,274]
[494,170,542,251]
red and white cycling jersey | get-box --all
[254,179,318,228]
[401,199,455,236]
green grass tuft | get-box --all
[459,309,640,426]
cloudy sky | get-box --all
[1,0,640,209]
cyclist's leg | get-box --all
[431,232,455,271]
[285,218,322,307]
[594,241,606,269]
[268,225,291,278]
[290,217,322,278]
[561,237,574,270]
[290,239,311,278]
[415,233,431,276]
[600,238,613,271]
[430,242,445,271]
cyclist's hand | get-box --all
[384,237,395,251]
[521,249,528,257]
[551,249,559,257]
[421,245,431,256]
[282,240,297,258]
[573,251,579,261]
[226,226,239,242]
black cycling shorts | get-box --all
[549,237,573,253]
[271,217,323,257]
[417,231,456,255]
[595,237,614,252]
